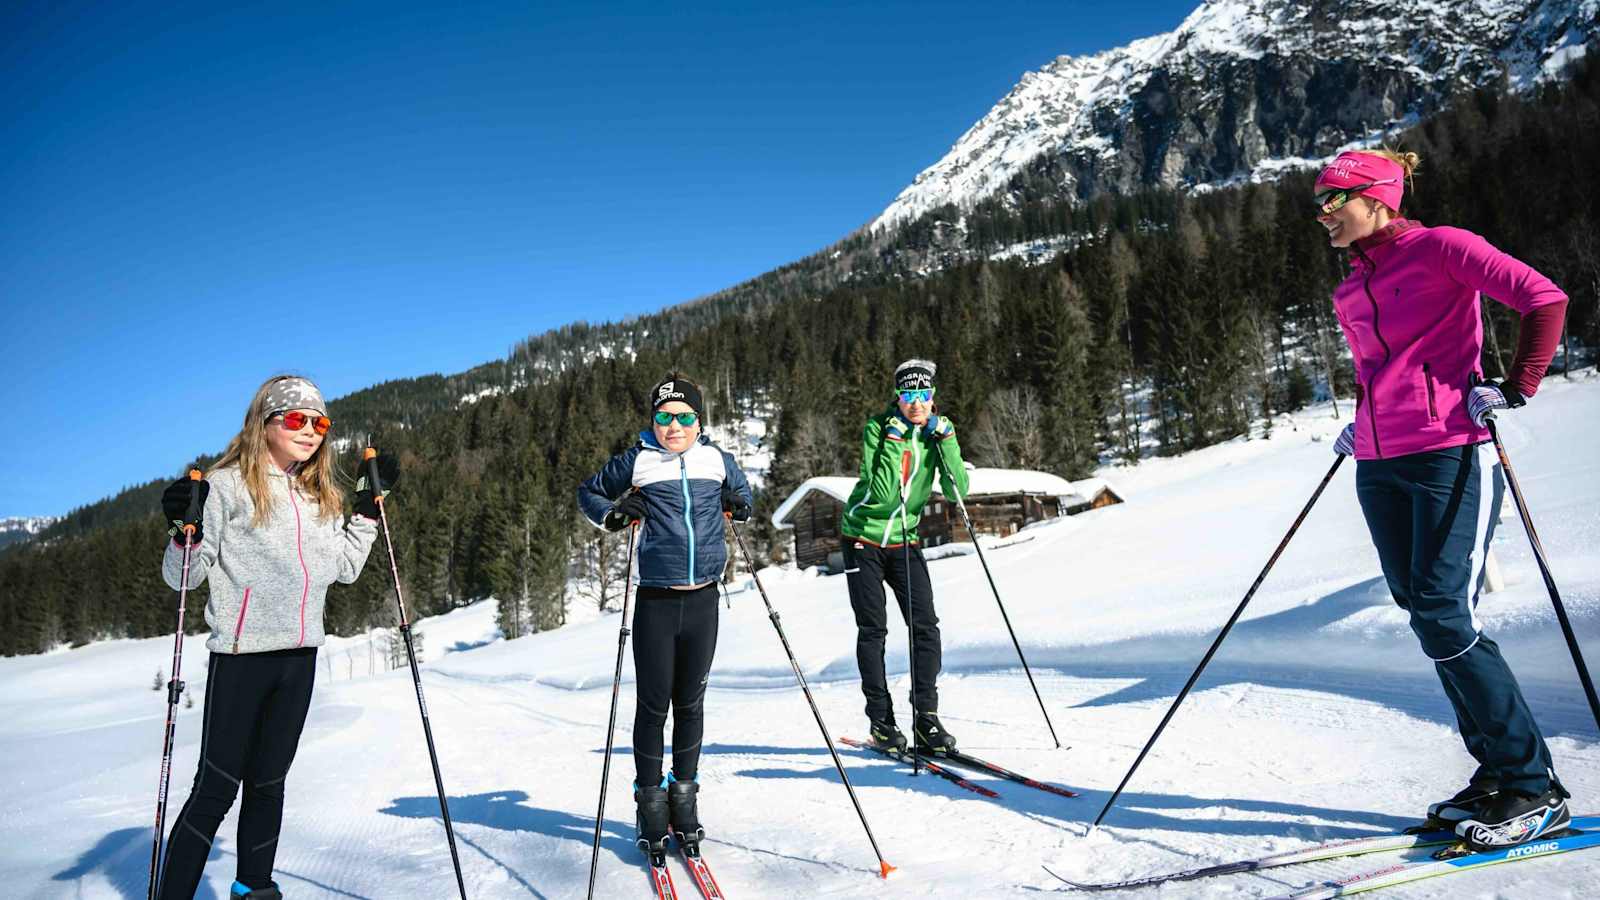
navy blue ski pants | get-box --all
[1356,442,1555,795]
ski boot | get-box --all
[869,718,909,754]
[913,712,957,756]
[635,781,672,860]
[229,882,282,899]
[1407,775,1499,832]
[1455,783,1572,852]
[667,775,705,856]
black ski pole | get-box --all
[1091,454,1345,829]
[587,520,639,900]
[729,519,897,878]
[947,488,1062,748]
[365,448,468,900]
[897,449,921,776]
[1485,416,1600,732]
[148,468,202,900]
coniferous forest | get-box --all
[2,62,1597,657]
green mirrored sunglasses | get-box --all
[653,410,699,427]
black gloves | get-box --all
[162,474,209,546]
[721,482,751,523]
[605,491,648,532]
[353,453,401,519]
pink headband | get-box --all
[1314,151,1405,212]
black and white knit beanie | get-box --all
[894,359,936,392]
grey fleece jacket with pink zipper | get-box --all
[161,463,378,654]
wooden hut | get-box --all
[771,468,1123,572]
[769,477,856,571]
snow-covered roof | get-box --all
[934,467,1076,499]
[771,468,1120,529]
[1064,477,1121,502]
[771,476,857,529]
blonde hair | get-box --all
[1357,147,1421,190]
[210,375,345,526]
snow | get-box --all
[871,0,1597,231]
[703,412,772,491]
[771,476,858,528]
[987,234,1085,265]
[0,515,58,547]
[935,467,1079,499]
[773,468,1111,530]
[0,515,57,535]
[8,376,1600,898]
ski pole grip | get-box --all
[183,469,202,537]
[363,447,384,506]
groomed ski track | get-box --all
[7,378,1599,898]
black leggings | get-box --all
[844,540,942,724]
[158,648,317,899]
[632,583,720,786]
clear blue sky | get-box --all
[1,0,1196,517]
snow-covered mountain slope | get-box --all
[874,0,1600,230]
[8,376,1598,898]
[0,515,57,549]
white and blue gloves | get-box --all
[1332,423,1356,457]
[1468,380,1524,427]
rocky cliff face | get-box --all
[873,0,1599,230]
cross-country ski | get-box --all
[937,749,1080,799]
[838,736,1002,800]
[1045,823,1464,891]
[1269,816,1600,898]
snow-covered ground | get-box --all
[703,413,771,491]
[6,377,1599,899]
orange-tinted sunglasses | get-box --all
[272,410,333,436]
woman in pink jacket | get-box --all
[1317,149,1571,850]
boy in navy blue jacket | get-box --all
[577,374,752,858]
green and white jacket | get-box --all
[839,407,969,547]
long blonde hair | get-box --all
[210,375,344,526]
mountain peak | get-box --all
[872,0,1596,231]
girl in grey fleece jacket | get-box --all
[154,376,383,900]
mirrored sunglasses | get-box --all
[653,410,699,427]
[271,410,332,435]
[1315,178,1397,215]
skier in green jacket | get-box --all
[840,358,969,755]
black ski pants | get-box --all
[632,583,720,787]
[1356,443,1556,796]
[845,539,942,725]
[158,648,317,899]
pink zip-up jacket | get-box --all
[1332,219,1568,460]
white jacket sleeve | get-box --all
[335,513,380,584]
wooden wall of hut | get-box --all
[928,493,1062,543]
[790,494,845,570]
